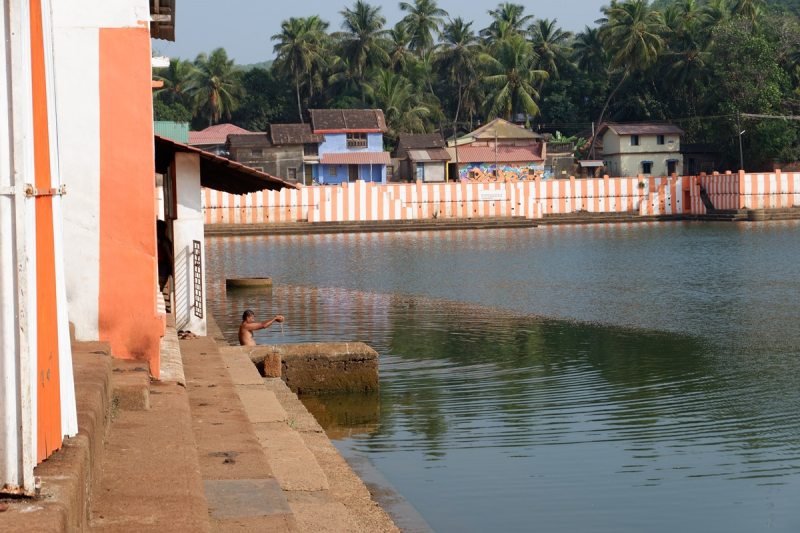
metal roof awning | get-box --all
[154,134,297,195]
[319,152,391,165]
[641,161,654,164]
[408,148,451,162]
[666,158,680,162]
[579,160,604,167]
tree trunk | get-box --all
[296,69,304,123]
[590,68,628,160]
[453,82,464,181]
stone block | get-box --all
[275,343,379,395]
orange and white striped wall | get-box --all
[692,170,800,213]
[202,176,687,224]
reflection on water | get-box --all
[207,221,800,532]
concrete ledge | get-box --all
[275,343,379,395]
[252,422,330,492]
[220,346,279,383]
[0,344,113,533]
[111,359,151,411]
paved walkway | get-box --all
[1,321,397,532]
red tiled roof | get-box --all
[450,145,543,163]
[188,124,256,145]
[320,152,391,165]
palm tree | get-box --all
[731,0,766,25]
[272,16,329,122]
[436,17,481,165]
[371,69,432,136]
[529,19,573,80]
[481,34,547,120]
[188,48,245,127]
[572,26,609,74]
[399,0,448,57]
[153,58,194,109]
[481,3,534,42]
[335,1,390,102]
[590,0,665,157]
[386,22,415,73]
[702,0,731,29]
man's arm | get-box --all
[242,315,284,331]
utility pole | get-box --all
[737,113,745,172]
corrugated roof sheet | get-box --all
[270,123,325,145]
[154,135,297,194]
[449,145,544,163]
[154,121,189,143]
[605,123,684,136]
[188,124,255,145]
[309,109,387,133]
[408,148,451,162]
[320,152,391,165]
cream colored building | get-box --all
[601,123,684,177]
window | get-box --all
[386,165,394,178]
[642,162,653,174]
[238,149,250,159]
[346,133,367,148]
[303,143,318,156]
[656,135,665,145]
[329,166,337,177]
[287,168,297,181]
[630,135,639,146]
[251,148,263,158]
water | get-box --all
[206,221,800,532]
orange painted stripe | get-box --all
[30,0,62,462]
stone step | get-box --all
[180,336,300,532]
[111,359,151,411]
[88,380,211,533]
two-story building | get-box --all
[600,123,684,177]
[395,133,451,182]
[226,124,325,185]
[446,118,546,180]
[310,109,391,184]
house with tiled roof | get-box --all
[446,118,547,181]
[188,123,255,156]
[599,123,684,177]
[395,133,450,182]
[225,124,325,185]
[309,109,391,184]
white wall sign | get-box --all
[478,190,505,201]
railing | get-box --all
[547,142,574,153]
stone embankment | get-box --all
[204,207,800,237]
[0,315,398,533]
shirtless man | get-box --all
[238,309,284,346]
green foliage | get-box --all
[230,68,294,131]
[154,0,800,169]
[153,100,192,122]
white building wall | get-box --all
[172,153,207,336]
[52,27,100,340]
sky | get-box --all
[152,0,610,65]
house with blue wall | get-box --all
[310,109,390,184]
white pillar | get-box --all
[172,152,207,335]
[0,0,38,496]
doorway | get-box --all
[348,165,359,182]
